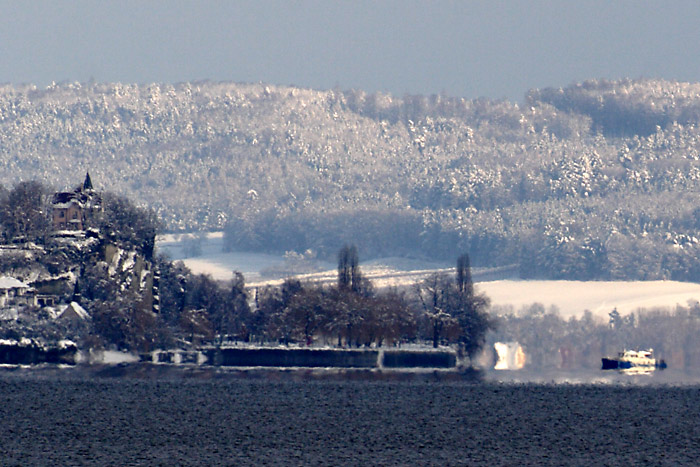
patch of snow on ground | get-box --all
[157,233,285,281]
[108,248,123,275]
[122,251,136,272]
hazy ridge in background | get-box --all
[4,78,700,281]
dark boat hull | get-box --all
[601,358,667,370]
[601,358,620,370]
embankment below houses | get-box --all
[0,343,467,380]
[142,347,458,370]
[0,339,78,365]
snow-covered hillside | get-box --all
[6,79,700,282]
[156,233,700,321]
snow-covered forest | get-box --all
[2,78,700,280]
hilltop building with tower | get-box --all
[50,172,102,232]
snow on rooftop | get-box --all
[69,302,89,320]
[52,200,82,209]
[0,276,29,289]
[57,302,90,321]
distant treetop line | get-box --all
[2,77,700,281]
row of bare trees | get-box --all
[150,246,494,364]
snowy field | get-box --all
[156,233,700,321]
[156,232,288,282]
[479,280,700,320]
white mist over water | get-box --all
[76,350,140,365]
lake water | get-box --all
[1,366,699,465]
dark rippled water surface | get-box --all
[2,368,700,465]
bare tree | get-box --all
[0,181,50,244]
[337,244,358,290]
[415,273,458,348]
[414,257,494,361]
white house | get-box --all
[0,277,35,308]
